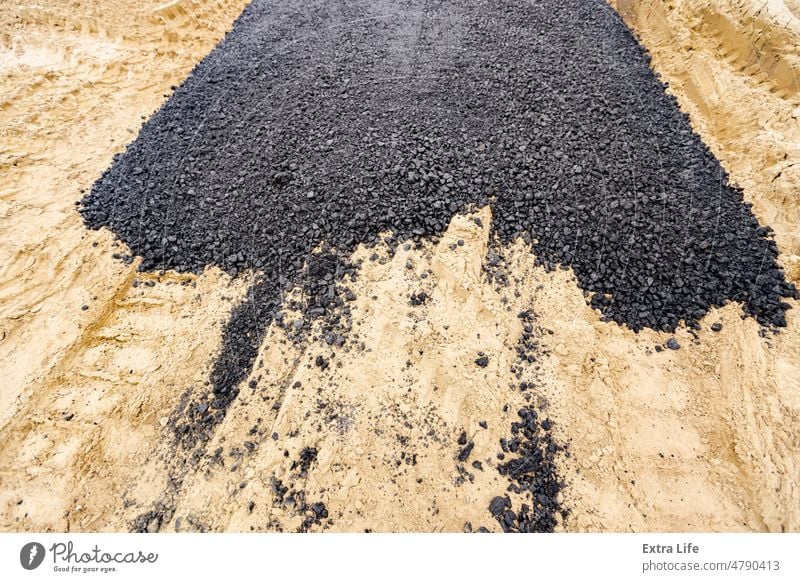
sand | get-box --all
[0,0,249,531]
[1,0,798,532]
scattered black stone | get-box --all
[479,421,488,429]
[475,354,490,368]
[454,464,475,486]
[457,441,475,462]
[271,477,289,504]
[711,322,723,332]
[314,355,329,370]
[666,338,681,350]
[514,311,541,369]
[81,0,796,448]
[310,502,329,520]
[171,514,209,533]
[457,431,468,446]
[270,475,330,532]
[62,412,74,421]
[132,502,174,533]
[491,408,566,533]
[409,291,429,306]
[291,447,318,479]
[472,460,483,471]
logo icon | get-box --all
[20,542,46,570]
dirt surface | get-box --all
[0,0,250,531]
[1,0,799,533]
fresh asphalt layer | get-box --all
[82,0,796,452]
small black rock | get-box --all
[489,496,509,517]
[457,441,474,462]
[310,502,328,519]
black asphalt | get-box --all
[82,0,795,447]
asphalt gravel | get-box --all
[82,0,796,426]
[494,407,566,532]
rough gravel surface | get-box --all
[81,0,796,428]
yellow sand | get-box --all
[1,0,798,532]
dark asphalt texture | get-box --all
[82,0,796,430]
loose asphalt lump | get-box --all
[78,0,798,529]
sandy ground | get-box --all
[0,0,249,531]
[1,0,799,532]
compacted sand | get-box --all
[1,0,798,532]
